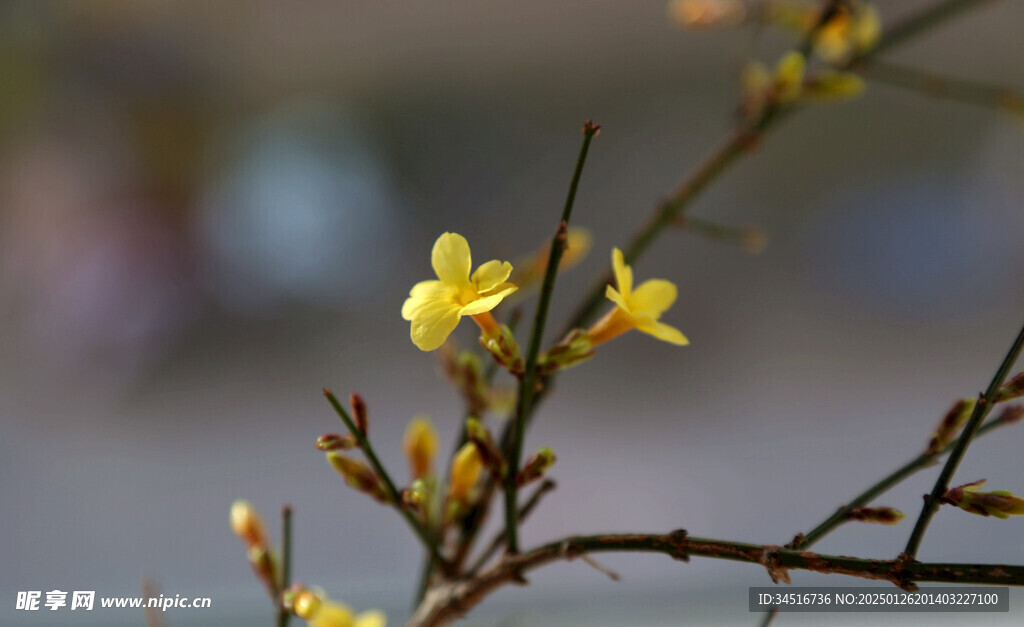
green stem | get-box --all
[323,390,450,572]
[865,61,1024,115]
[796,415,1014,550]
[904,321,1024,558]
[504,121,600,554]
[276,505,292,627]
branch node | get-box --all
[667,529,690,562]
[760,546,791,585]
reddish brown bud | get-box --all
[315,433,356,451]
[996,404,1024,426]
[997,372,1024,403]
[350,393,368,435]
[846,506,905,525]
[925,398,975,456]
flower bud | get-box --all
[326,452,388,503]
[350,393,368,435]
[941,479,1024,519]
[292,589,322,620]
[479,324,523,375]
[448,442,483,503]
[316,433,357,451]
[465,417,507,479]
[997,371,1024,403]
[230,499,268,549]
[925,398,975,456]
[802,70,866,102]
[774,51,806,103]
[403,415,439,480]
[402,478,430,509]
[539,329,595,375]
[846,506,905,525]
[516,447,557,487]
[996,404,1024,426]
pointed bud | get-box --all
[230,499,269,549]
[465,417,507,479]
[539,329,595,375]
[350,393,368,435]
[403,415,439,480]
[941,479,1024,519]
[326,452,388,502]
[517,447,557,487]
[846,506,905,525]
[774,51,805,103]
[448,442,483,503]
[925,398,975,456]
[315,433,357,451]
[997,371,1024,403]
[479,324,523,376]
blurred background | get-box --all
[2,1,1024,624]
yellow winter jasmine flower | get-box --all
[300,597,386,627]
[448,442,483,503]
[814,2,880,63]
[402,232,518,351]
[587,248,688,347]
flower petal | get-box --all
[431,232,472,285]
[459,285,517,316]
[635,316,689,345]
[401,281,455,320]
[310,601,355,627]
[471,260,513,293]
[611,248,633,296]
[629,279,678,318]
[604,285,632,315]
[409,300,462,351]
[354,610,387,627]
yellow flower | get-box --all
[587,248,688,346]
[402,233,518,351]
[303,599,386,627]
[403,415,439,480]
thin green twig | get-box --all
[504,121,600,554]
[865,61,1024,115]
[904,321,1024,558]
[276,505,292,627]
[323,389,450,572]
[795,413,1016,550]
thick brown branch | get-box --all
[409,531,1024,626]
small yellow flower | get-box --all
[402,232,518,351]
[403,415,439,480]
[774,51,806,103]
[448,442,483,503]
[303,599,386,627]
[587,248,688,347]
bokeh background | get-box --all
[2,1,1024,625]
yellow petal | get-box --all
[458,285,517,316]
[629,279,678,317]
[431,232,472,285]
[604,285,632,315]
[611,248,633,296]
[310,601,355,627]
[409,300,462,351]
[635,316,690,345]
[354,610,387,627]
[401,281,455,320]
[471,260,514,293]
